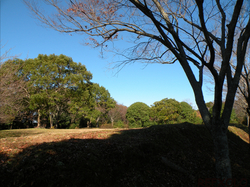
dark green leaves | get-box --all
[126,102,150,127]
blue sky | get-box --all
[1,0,214,109]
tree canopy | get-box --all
[150,98,181,124]
[126,102,150,127]
[22,54,93,128]
[150,98,201,124]
[84,83,116,127]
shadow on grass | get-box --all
[0,123,249,187]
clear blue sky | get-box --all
[1,0,214,109]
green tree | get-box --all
[150,99,201,124]
[179,102,201,124]
[25,0,250,181]
[86,83,116,127]
[126,102,150,127]
[150,98,181,124]
[23,54,93,128]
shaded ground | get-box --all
[0,123,249,187]
[228,125,249,143]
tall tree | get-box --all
[25,0,250,181]
[23,54,93,128]
[87,83,116,127]
[0,59,29,126]
[0,45,25,127]
[234,52,250,123]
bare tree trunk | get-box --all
[87,118,91,128]
[96,117,100,128]
[49,113,53,128]
[37,109,41,128]
[111,118,114,127]
[211,123,232,184]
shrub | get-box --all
[113,120,127,128]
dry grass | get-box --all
[228,126,249,143]
[0,124,249,187]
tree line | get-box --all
[126,99,240,128]
[0,54,240,130]
[0,53,199,129]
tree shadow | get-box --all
[0,123,249,187]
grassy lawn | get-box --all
[0,128,48,139]
[0,123,249,187]
[0,128,120,139]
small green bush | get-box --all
[143,121,157,127]
[113,120,127,128]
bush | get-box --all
[143,121,158,127]
[128,122,142,128]
[113,120,127,128]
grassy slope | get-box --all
[0,123,249,187]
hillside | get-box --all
[0,123,249,187]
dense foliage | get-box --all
[125,99,203,128]
[150,98,202,126]
[126,102,150,127]
[0,55,241,129]
[150,98,181,124]
[23,54,93,128]
[0,54,117,129]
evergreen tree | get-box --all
[126,102,150,127]
[23,54,93,128]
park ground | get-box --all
[0,123,249,187]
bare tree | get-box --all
[233,51,250,153]
[108,103,128,126]
[235,55,250,124]
[0,45,28,126]
[24,0,250,182]
[0,59,29,125]
[0,42,21,65]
